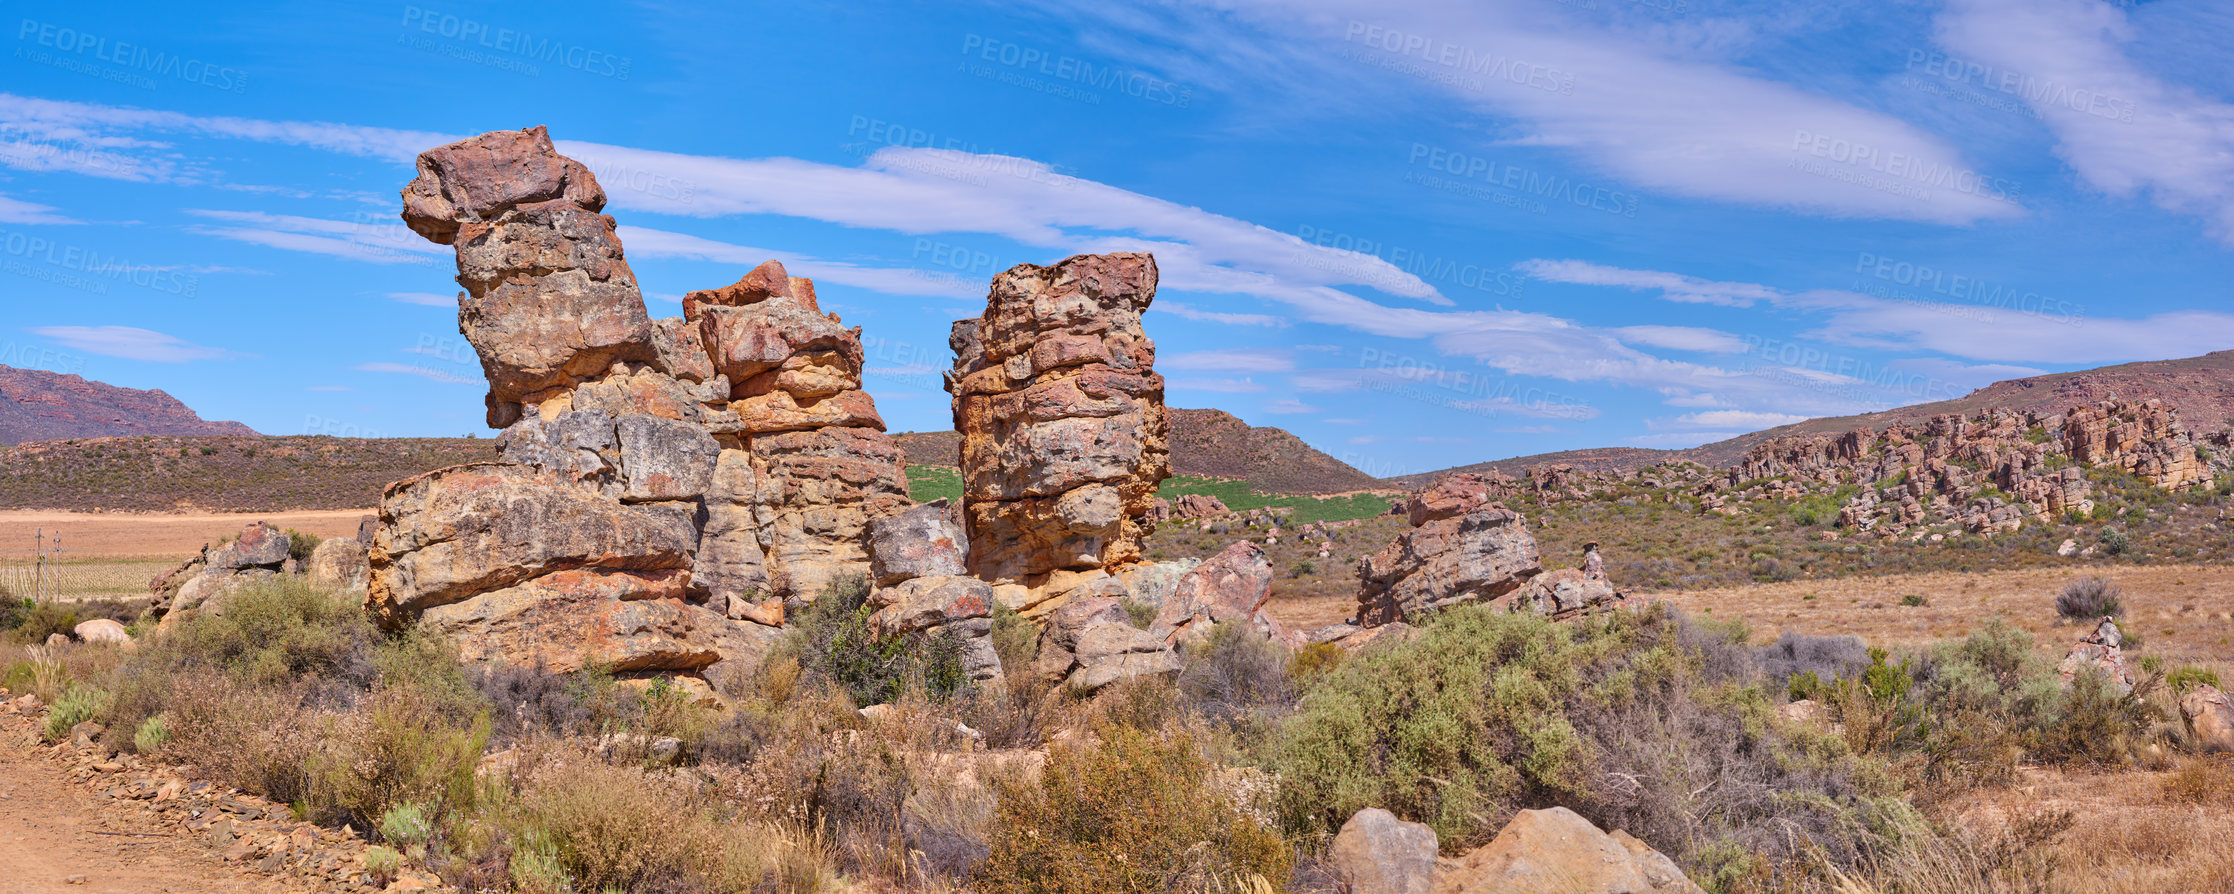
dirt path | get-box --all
[0,510,372,560]
[0,724,318,894]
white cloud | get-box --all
[0,194,80,225]
[1520,259,1780,307]
[1161,348,1294,373]
[1631,431,1745,448]
[1263,398,1321,414]
[30,325,229,362]
[354,362,480,385]
[1655,409,1810,430]
[1169,376,1269,393]
[185,209,446,265]
[1612,325,1749,353]
[388,292,456,307]
[1156,301,1288,327]
[1937,0,2234,244]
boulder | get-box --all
[368,463,699,618]
[305,537,370,595]
[1431,807,1702,894]
[2056,616,2135,695]
[870,575,1003,682]
[73,618,130,646]
[1031,596,1179,692]
[207,521,290,571]
[947,253,1169,585]
[2181,684,2234,753]
[1150,540,1290,646]
[1513,568,1622,619]
[1357,475,1541,626]
[1330,808,1440,894]
[867,499,969,586]
[417,569,723,672]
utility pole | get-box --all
[33,528,45,603]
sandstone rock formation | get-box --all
[149,521,292,628]
[2181,684,2234,753]
[2057,616,2135,695]
[1030,595,1180,692]
[305,537,369,596]
[945,253,1170,600]
[1355,474,1542,627]
[860,500,1003,683]
[1432,807,1702,894]
[1149,540,1293,647]
[72,618,130,646]
[377,127,916,687]
[1727,399,2218,536]
[1330,808,1440,894]
[1514,568,1621,619]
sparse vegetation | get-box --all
[2056,575,2123,620]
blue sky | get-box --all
[2,0,2230,477]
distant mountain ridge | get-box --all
[0,365,256,445]
[893,407,1388,495]
[1396,349,2234,487]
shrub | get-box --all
[1756,631,1867,692]
[2055,576,2123,620]
[0,596,37,632]
[1273,603,1902,881]
[1177,622,1296,733]
[380,802,434,847]
[790,573,966,706]
[2168,666,2224,694]
[363,846,404,885]
[42,684,111,742]
[132,715,170,752]
[977,724,1291,894]
[511,756,827,894]
[2099,527,2131,556]
[8,600,82,645]
[1288,560,1316,578]
[1899,594,1928,607]
[1120,597,1159,629]
[990,603,1038,678]
[285,529,322,561]
[307,682,490,829]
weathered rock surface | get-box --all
[1331,808,1440,894]
[148,521,293,626]
[1150,540,1291,647]
[867,574,1003,682]
[387,127,918,686]
[72,618,130,646]
[867,499,968,586]
[946,253,1170,585]
[1030,596,1179,692]
[1514,568,1622,619]
[304,537,369,596]
[1357,475,1541,626]
[2056,616,2135,695]
[2180,684,2234,753]
[1432,807,1702,894]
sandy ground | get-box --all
[0,729,316,894]
[1265,562,2234,662]
[0,510,372,561]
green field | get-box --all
[904,466,1391,524]
[906,465,963,503]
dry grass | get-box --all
[1653,563,2234,662]
[0,559,177,601]
[1882,764,2234,894]
[0,509,367,561]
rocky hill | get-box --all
[0,435,495,511]
[1401,349,2234,485]
[0,365,256,445]
[896,407,1385,495]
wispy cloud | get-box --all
[30,325,231,362]
[1161,348,1294,373]
[0,194,81,225]
[388,292,456,307]
[1156,301,1288,327]
[354,362,481,384]
[1263,398,1320,414]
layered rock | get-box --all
[305,537,370,596]
[1355,474,1542,627]
[1513,568,1621,619]
[2181,684,2234,753]
[379,127,913,686]
[861,501,1003,683]
[1030,595,1180,692]
[148,521,292,627]
[2056,616,2136,695]
[946,253,1170,590]
[1149,540,1293,647]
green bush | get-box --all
[977,724,1290,894]
[2055,576,2122,620]
[133,715,170,752]
[2169,666,2224,694]
[8,600,82,645]
[0,596,37,632]
[2099,527,2131,556]
[285,529,322,562]
[43,685,111,742]
[789,573,966,706]
[1273,603,1902,882]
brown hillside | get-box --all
[0,365,256,445]
[897,408,1386,495]
[1399,348,2234,486]
[0,435,495,512]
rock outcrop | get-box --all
[304,537,369,596]
[946,253,1170,596]
[1513,568,1622,619]
[2181,684,2234,753]
[1432,807,1702,894]
[861,500,1003,683]
[1330,809,1439,894]
[148,521,292,627]
[2056,616,2135,695]
[1149,540,1293,647]
[377,126,914,688]
[1355,474,1541,627]
[1030,595,1180,693]
[73,618,130,646]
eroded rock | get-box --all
[1357,475,1541,626]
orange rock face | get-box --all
[946,253,1170,584]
